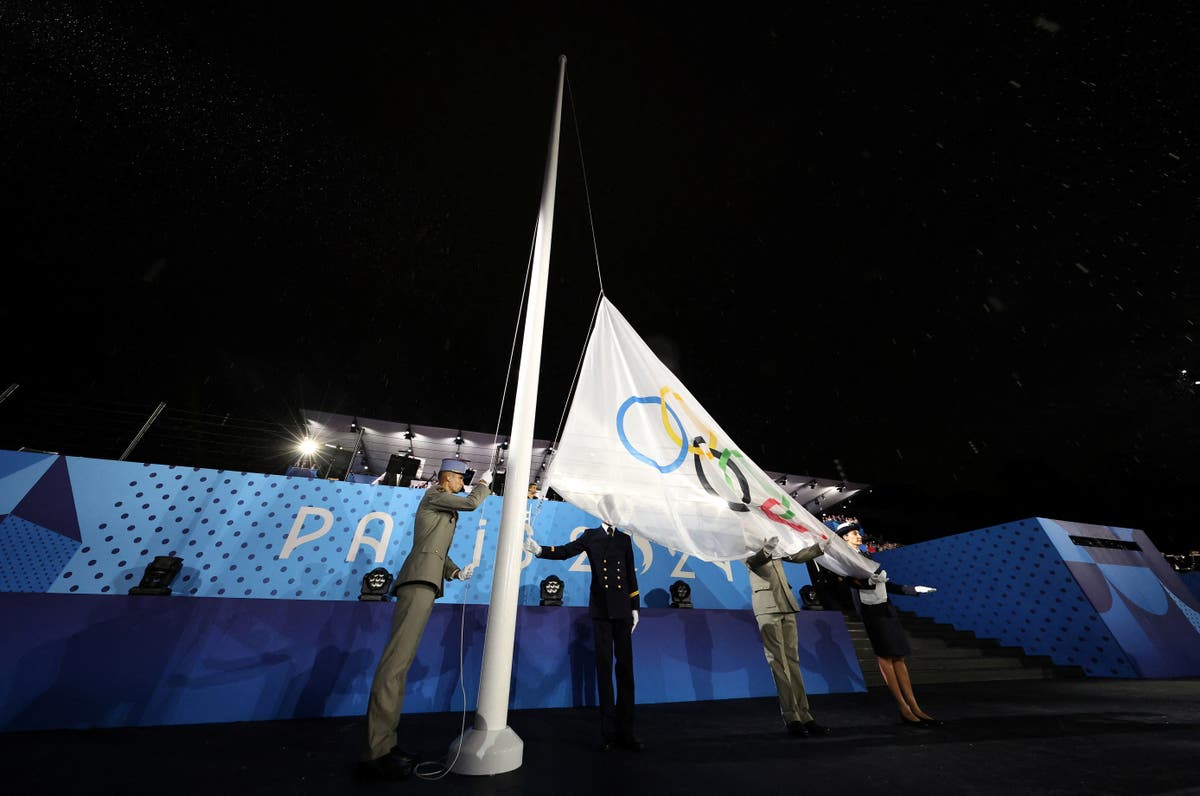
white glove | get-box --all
[631,609,639,633]
[868,569,888,585]
[476,469,493,486]
[914,585,937,593]
[523,537,542,556]
[758,536,780,557]
[456,563,476,580]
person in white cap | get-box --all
[360,458,492,780]
[838,523,942,728]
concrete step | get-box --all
[832,609,1085,686]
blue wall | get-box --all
[7,450,1199,732]
[0,449,856,732]
[0,593,864,732]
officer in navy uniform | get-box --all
[525,517,643,751]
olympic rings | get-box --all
[692,437,751,512]
[616,395,689,473]
[618,389,807,528]
[658,387,719,458]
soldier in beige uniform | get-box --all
[743,534,833,737]
[360,458,492,780]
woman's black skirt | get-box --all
[860,600,911,657]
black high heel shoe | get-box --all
[900,716,928,727]
[918,718,944,728]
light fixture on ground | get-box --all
[359,567,394,601]
[669,579,693,609]
[539,575,564,606]
[129,555,184,596]
[799,585,823,610]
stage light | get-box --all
[129,555,184,596]
[836,483,845,492]
[539,575,564,606]
[297,438,318,457]
[359,567,394,601]
[350,417,360,432]
[669,580,693,609]
[776,474,788,486]
[403,426,415,440]
[455,432,464,446]
[799,585,823,610]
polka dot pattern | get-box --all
[0,514,80,592]
[48,464,442,599]
[874,518,1136,677]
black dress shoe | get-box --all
[616,734,645,752]
[802,720,831,736]
[358,748,415,780]
[786,721,810,737]
[392,747,421,766]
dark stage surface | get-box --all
[6,679,1199,795]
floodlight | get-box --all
[359,567,394,601]
[669,580,693,609]
[799,585,823,610]
[129,556,184,596]
[539,575,564,606]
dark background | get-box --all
[1,2,1196,551]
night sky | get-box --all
[2,3,1197,551]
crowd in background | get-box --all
[817,513,1195,572]
[1165,552,1199,573]
[819,514,903,552]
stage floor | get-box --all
[6,678,1199,794]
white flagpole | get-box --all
[448,54,567,776]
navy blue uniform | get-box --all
[537,526,640,744]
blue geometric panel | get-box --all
[9,455,81,542]
[0,514,80,592]
[874,517,1200,678]
[1166,587,1200,635]
[0,450,57,517]
[1182,572,1200,605]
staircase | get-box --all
[835,609,1085,686]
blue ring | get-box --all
[616,396,688,473]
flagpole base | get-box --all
[447,726,524,775]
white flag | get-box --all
[546,298,876,577]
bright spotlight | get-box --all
[298,438,319,457]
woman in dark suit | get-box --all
[840,524,942,727]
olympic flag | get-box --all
[545,297,877,577]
